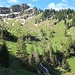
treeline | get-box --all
[42,8,74,21]
[35,8,75,24]
[65,12,75,29]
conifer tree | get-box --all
[0,41,9,68]
[49,42,58,66]
[17,35,28,65]
[62,58,71,72]
[0,29,3,42]
[29,46,39,72]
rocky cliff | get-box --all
[24,7,43,17]
[0,7,10,14]
[20,4,30,12]
[0,3,30,14]
[10,5,20,12]
[0,3,43,18]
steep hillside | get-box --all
[0,8,75,75]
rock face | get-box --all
[0,3,43,18]
[33,7,43,15]
[10,5,20,12]
[0,7,10,14]
[0,3,30,14]
[10,4,30,13]
[20,3,30,11]
[24,7,43,17]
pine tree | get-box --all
[63,44,70,58]
[0,41,9,68]
[17,35,28,65]
[71,14,75,27]
[29,46,40,64]
[0,29,3,42]
[49,42,58,66]
[29,47,39,72]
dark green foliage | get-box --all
[63,48,70,58]
[41,9,55,21]
[0,42,9,68]
[3,29,17,42]
[0,28,17,42]
[62,58,71,72]
[34,8,74,26]
[53,9,73,21]
[64,29,68,37]
[0,29,3,41]
[17,35,28,66]
[63,36,75,58]
[64,19,66,24]
[65,22,71,29]
[63,37,72,58]
[30,51,38,72]
[68,14,72,20]
[66,12,75,28]
[68,35,72,45]
[50,30,55,38]
[67,40,75,56]
[42,42,58,67]
[70,13,75,27]
[40,8,74,23]
[41,29,46,36]
[55,50,63,67]
[28,47,40,72]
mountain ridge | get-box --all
[0,3,30,14]
[0,3,43,18]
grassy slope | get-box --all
[68,57,75,72]
[0,14,75,75]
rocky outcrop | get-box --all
[24,8,33,15]
[0,7,10,14]
[10,3,30,13]
[0,3,30,14]
[33,7,43,15]
[0,4,43,18]
[24,7,43,17]
[10,5,20,12]
[20,3,30,11]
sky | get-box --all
[0,0,75,10]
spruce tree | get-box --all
[17,35,28,66]
[49,42,58,66]
[0,41,9,68]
